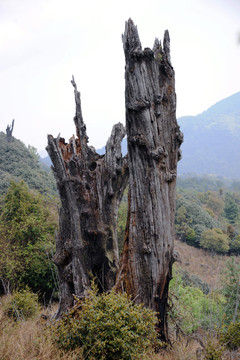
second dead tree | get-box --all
[47,77,128,318]
[6,119,14,142]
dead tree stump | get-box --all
[47,77,128,317]
[6,119,14,142]
[116,19,183,342]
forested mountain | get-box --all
[178,91,240,178]
[0,132,57,195]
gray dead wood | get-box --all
[47,77,128,317]
[116,19,183,343]
[6,120,14,142]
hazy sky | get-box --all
[0,0,239,153]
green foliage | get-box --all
[219,321,240,350]
[205,191,225,215]
[0,180,58,300]
[224,192,239,224]
[176,181,240,253]
[177,176,226,193]
[221,258,240,323]
[230,234,240,253]
[179,269,210,294]
[200,228,230,254]
[185,227,196,243]
[198,190,225,216]
[175,194,220,246]
[51,284,159,359]
[175,224,196,245]
[169,267,225,334]
[3,287,40,320]
[204,340,223,360]
[0,131,56,196]
[226,224,235,240]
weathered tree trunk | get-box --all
[116,19,183,342]
[6,119,14,142]
[47,77,128,317]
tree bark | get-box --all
[6,119,14,142]
[47,77,128,317]
[116,19,183,342]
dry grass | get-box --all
[1,307,239,360]
[0,296,200,360]
[0,298,83,360]
[0,241,239,360]
[174,239,233,289]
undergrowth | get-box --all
[51,283,160,359]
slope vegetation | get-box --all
[0,132,56,195]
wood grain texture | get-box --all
[116,19,183,342]
[47,77,128,317]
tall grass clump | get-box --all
[3,288,40,320]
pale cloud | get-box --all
[0,0,239,151]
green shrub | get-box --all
[51,284,159,359]
[175,195,221,247]
[230,234,240,253]
[204,340,223,360]
[3,288,40,320]
[200,228,230,253]
[180,269,210,294]
[0,180,58,300]
[219,321,240,350]
[169,267,225,333]
[224,192,239,224]
[221,258,240,322]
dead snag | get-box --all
[6,119,14,142]
[47,77,128,318]
[116,19,183,343]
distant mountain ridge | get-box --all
[178,91,240,179]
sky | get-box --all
[0,0,240,154]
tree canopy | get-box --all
[0,131,57,195]
[0,180,58,300]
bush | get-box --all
[169,267,225,333]
[219,321,240,350]
[224,192,239,224]
[221,258,240,322]
[175,195,221,247]
[3,288,40,320]
[230,234,240,253]
[200,228,230,253]
[0,180,58,300]
[204,340,223,360]
[180,269,210,294]
[51,284,159,359]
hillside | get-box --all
[174,239,228,289]
[178,91,240,178]
[0,132,57,195]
